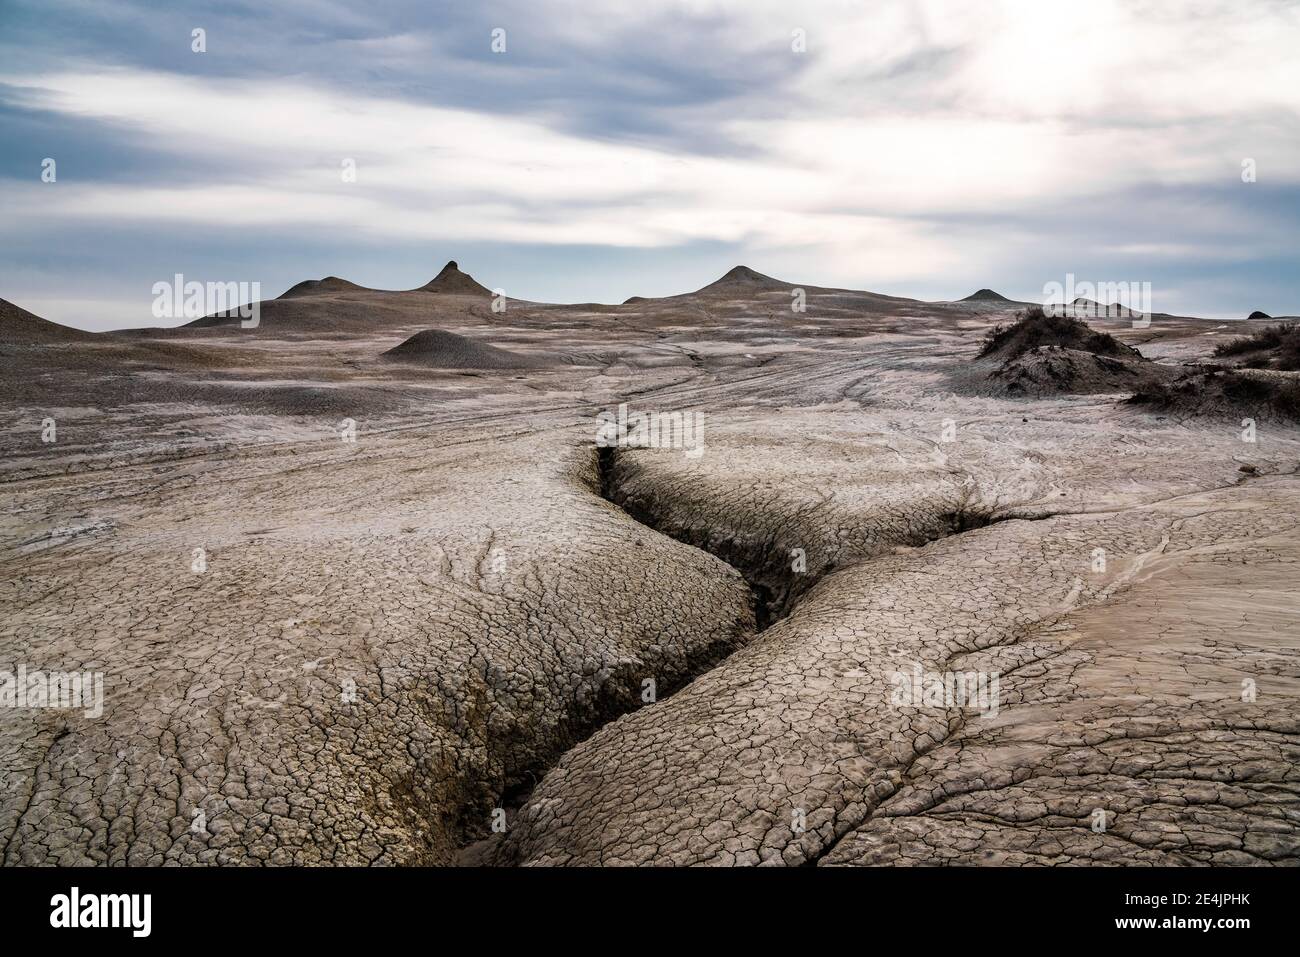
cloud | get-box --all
[3,67,975,255]
[0,0,1297,327]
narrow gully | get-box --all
[600,445,1003,627]
[468,446,1005,864]
[463,446,790,864]
[598,445,783,627]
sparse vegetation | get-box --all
[1212,322,1300,370]
[1129,368,1300,420]
[978,305,1140,361]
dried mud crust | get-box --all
[0,430,755,864]
[502,470,1300,866]
[989,346,1178,397]
[5,277,1300,867]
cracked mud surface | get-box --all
[2,276,1298,865]
[504,471,1300,865]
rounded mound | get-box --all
[279,277,367,299]
[961,288,1012,302]
[381,329,545,369]
[991,346,1177,396]
[979,306,1142,363]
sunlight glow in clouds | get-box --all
[0,0,1298,327]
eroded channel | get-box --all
[467,445,1006,864]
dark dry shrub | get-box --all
[1213,322,1298,363]
[980,322,1008,354]
[1129,369,1300,420]
[1270,379,1300,418]
[1278,335,1300,371]
[978,305,1139,361]
[1221,372,1272,402]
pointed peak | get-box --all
[420,260,491,296]
[696,264,790,294]
[718,265,778,283]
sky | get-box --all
[1,0,1298,330]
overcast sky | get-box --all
[2,0,1298,329]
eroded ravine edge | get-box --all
[464,448,1285,865]
[598,446,1002,628]
[472,446,1011,865]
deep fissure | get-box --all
[471,446,1022,864]
[597,445,801,628]
[599,446,1008,627]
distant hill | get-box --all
[274,262,491,303]
[418,261,492,296]
[961,288,1013,302]
[0,298,96,345]
[180,261,492,333]
[694,265,792,295]
[279,276,368,298]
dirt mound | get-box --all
[0,298,96,345]
[961,288,1012,302]
[979,306,1142,363]
[1061,298,1147,320]
[991,346,1178,396]
[1212,322,1300,371]
[1248,310,1271,320]
[279,276,368,299]
[418,261,492,296]
[695,265,791,295]
[381,329,544,369]
[1129,368,1300,420]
